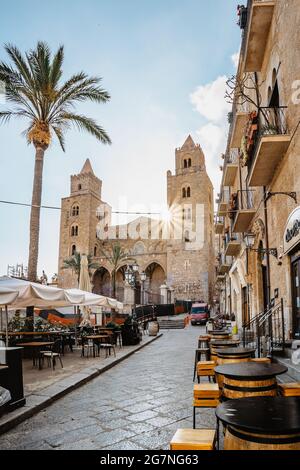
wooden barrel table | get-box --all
[215,348,255,388]
[210,330,232,340]
[214,363,287,400]
[216,397,300,450]
[210,339,240,363]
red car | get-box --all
[190,303,210,325]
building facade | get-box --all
[58,136,215,304]
[216,0,300,341]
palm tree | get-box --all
[0,42,111,281]
[62,252,99,285]
[99,243,129,298]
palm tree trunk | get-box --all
[27,146,45,281]
[112,270,116,298]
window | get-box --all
[72,205,79,216]
[71,245,76,256]
[182,188,186,198]
[184,159,187,168]
[71,225,78,237]
[188,158,192,167]
[184,230,190,242]
[94,246,97,257]
[78,184,82,190]
[187,187,191,198]
[187,208,192,220]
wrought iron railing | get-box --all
[225,148,239,165]
[230,189,255,226]
[247,106,289,172]
[243,298,285,356]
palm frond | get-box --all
[60,112,111,144]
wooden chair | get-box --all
[170,429,216,451]
[193,383,220,429]
[193,349,210,381]
[278,382,300,397]
[196,360,216,383]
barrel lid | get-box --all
[216,347,255,356]
[216,397,300,433]
[215,362,287,379]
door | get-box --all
[242,286,249,325]
[291,257,300,338]
[262,265,269,311]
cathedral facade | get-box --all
[58,136,215,304]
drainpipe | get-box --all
[263,186,271,306]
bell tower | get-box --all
[58,158,111,288]
[166,135,215,303]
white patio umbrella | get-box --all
[0,287,19,346]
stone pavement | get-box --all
[0,325,217,450]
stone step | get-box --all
[274,357,300,383]
[158,319,186,329]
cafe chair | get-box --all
[170,429,216,451]
[278,382,300,397]
[82,339,96,358]
[99,343,116,358]
[193,383,220,429]
[40,339,63,370]
[196,361,216,383]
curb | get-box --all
[0,333,163,435]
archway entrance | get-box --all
[92,267,111,297]
[145,262,166,304]
[115,265,126,302]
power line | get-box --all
[0,199,161,215]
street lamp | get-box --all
[140,271,147,305]
[244,233,278,258]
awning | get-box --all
[0,276,123,311]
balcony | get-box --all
[247,107,291,187]
[223,149,239,187]
[217,188,230,216]
[231,190,256,233]
[218,254,232,275]
[215,216,224,235]
[224,233,242,257]
[230,104,250,149]
[242,1,275,72]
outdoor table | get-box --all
[210,339,240,361]
[214,362,287,400]
[210,331,231,340]
[82,335,109,357]
[216,347,255,364]
[216,397,300,450]
[18,342,54,370]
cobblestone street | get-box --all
[0,324,216,450]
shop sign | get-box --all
[284,206,300,254]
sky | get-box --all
[0,0,241,278]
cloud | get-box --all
[190,75,230,123]
[196,122,227,193]
[231,51,240,69]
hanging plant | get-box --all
[240,135,248,167]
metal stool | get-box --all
[193,348,210,381]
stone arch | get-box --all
[92,267,111,297]
[145,262,166,300]
[115,265,127,301]
[133,241,146,255]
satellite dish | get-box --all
[291,348,300,365]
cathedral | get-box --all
[58,136,215,304]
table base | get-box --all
[224,425,300,450]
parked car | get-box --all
[190,303,210,325]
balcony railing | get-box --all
[225,148,239,165]
[231,189,256,233]
[247,106,290,186]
